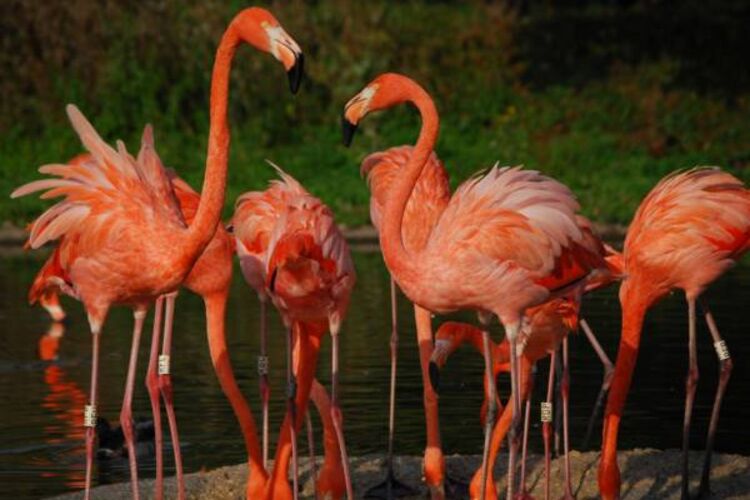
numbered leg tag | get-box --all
[287,380,297,400]
[257,355,269,376]
[540,402,553,423]
[158,354,171,375]
[84,405,97,427]
[714,340,730,361]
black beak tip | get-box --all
[428,361,441,394]
[287,53,304,95]
[342,116,357,147]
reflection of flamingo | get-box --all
[12,8,303,499]
[599,168,750,500]
[343,73,608,499]
[38,322,86,490]
[360,145,450,497]
[233,167,356,500]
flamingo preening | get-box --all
[342,73,610,499]
[599,167,750,500]
[232,166,356,500]
[12,7,303,500]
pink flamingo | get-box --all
[12,8,303,499]
[599,168,750,500]
[360,145,451,497]
[342,73,609,499]
[232,166,356,500]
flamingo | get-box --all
[360,145,451,497]
[598,167,750,500]
[232,166,356,500]
[11,8,303,499]
[342,73,610,499]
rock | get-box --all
[49,449,750,499]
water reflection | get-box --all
[0,252,748,498]
[38,322,86,491]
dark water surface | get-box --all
[1,251,749,498]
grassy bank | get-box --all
[2,1,749,227]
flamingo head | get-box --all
[230,8,304,93]
[342,73,428,146]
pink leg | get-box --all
[681,297,699,500]
[330,328,354,500]
[580,318,614,449]
[518,365,534,498]
[560,337,574,499]
[259,298,270,469]
[286,324,300,500]
[543,351,556,500]
[479,321,499,500]
[83,311,106,500]
[145,297,164,500]
[121,309,147,500]
[158,293,184,500]
[698,299,733,497]
[507,325,523,500]
[365,277,416,498]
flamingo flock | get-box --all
[12,5,749,500]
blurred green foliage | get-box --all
[2,0,749,227]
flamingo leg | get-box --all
[479,324,498,500]
[681,297,699,500]
[506,327,523,500]
[543,351,557,500]
[697,299,733,498]
[121,309,147,500]
[580,318,614,449]
[330,328,354,500]
[145,298,165,500]
[286,324,300,500]
[518,364,534,498]
[306,411,318,500]
[560,337,574,499]
[259,298,270,469]
[158,292,185,500]
[366,278,415,499]
[83,310,106,500]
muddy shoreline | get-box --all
[50,449,750,499]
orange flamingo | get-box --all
[342,73,609,499]
[598,168,750,500]
[12,8,303,499]
[360,145,451,497]
[26,151,267,499]
[232,166,356,500]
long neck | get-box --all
[183,28,241,260]
[601,281,650,469]
[203,291,267,480]
[380,87,439,279]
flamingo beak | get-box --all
[287,52,304,94]
[342,115,358,147]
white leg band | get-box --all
[158,354,171,375]
[540,402,553,423]
[257,355,269,376]
[714,340,730,361]
[84,405,97,427]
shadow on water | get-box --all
[0,250,749,498]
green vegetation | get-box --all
[2,0,749,227]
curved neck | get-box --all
[601,280,651,471]
[203,291,267,480]
[183,27,241,260]
[380,86,439,279]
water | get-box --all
[1,250,749,498]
